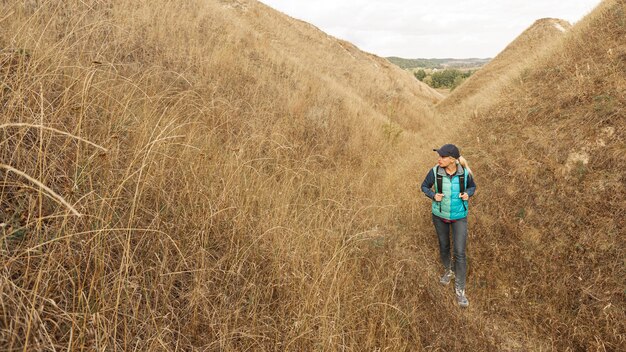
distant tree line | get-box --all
[414,69,475,90]
[387,57,490,69]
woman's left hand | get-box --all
[460,192,469,201]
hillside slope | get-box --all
[243,0,444,130]
[459,0,625,350]
[2,0,623,351]
[0,0,447,350]
[437,18,571,114]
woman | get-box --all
[421,144,476,308]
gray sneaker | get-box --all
[455,287,469,308]
[439,269,454,285]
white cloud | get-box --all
[258,0,602,58]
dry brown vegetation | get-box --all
[436,18,571,115]
[0,0,624,351]
[461,0,625,349]
[0,0,447,350]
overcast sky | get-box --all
[258,0,603,58]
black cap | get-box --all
[433,144,460,158]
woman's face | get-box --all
[437,155,455,168]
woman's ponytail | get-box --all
[457,156,473,175]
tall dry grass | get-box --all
[2,0,623,351]
[436,18,571,119]
[455,0,625,350]
[0,1,456,351]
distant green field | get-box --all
[386,56,491,69]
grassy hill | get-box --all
[244,2,444,130]
[458,1,625,349]
[0,0,444,350]
[436,18,572,114]
[1,0,624,351]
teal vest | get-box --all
[431,166,469,220]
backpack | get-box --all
[434,166,466,195]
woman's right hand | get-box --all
[434,193,444,202]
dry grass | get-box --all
[0,0,447,350]
[1,0,623,351]
[436,18,571,117]
[455,0,626,350]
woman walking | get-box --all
[421,144,476,307]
